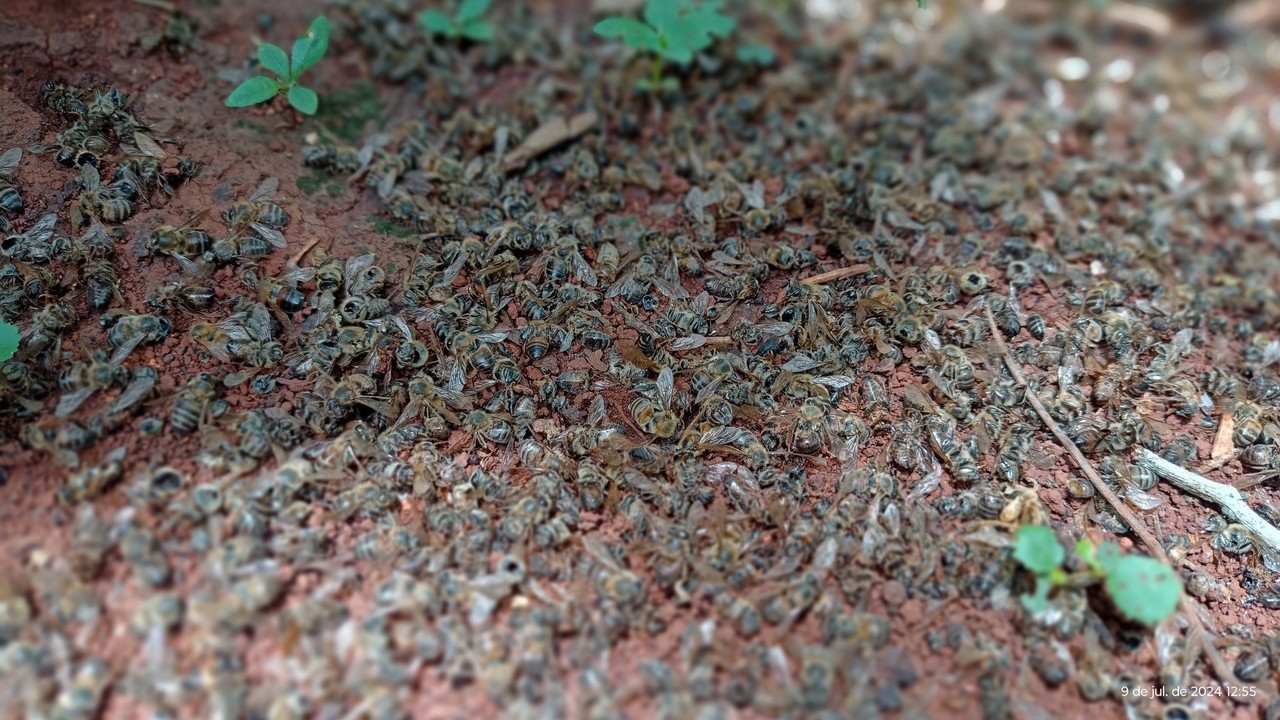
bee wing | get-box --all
[344,254,376,294]
[79,163,101,190]
[26,213,58,244]
[172,252,212,279]
[110,333,147,364]
[671,335,706,352]
[0,147,20,176]
[377,171,397,200]
[282,266,317,284]
[690,290,711,315]
[55,387,95,418]
[605,270,636,299]
[446,363,467,393]
[251,222,287,249]
[434,252,466,289]
[588,395,607,425]
[475,331,509,344]
[694,374,725,404]
[656,367,674,407]
[196,335,233,363]
[250,177,279,202]
[109,372,156,414]
[132,132,168,159]
[572,250,598,287]
[247,303,274,340]
[81,218,109,246]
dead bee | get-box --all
[147,279,216,313]
[225,176,290,238]
[0,148,21,214]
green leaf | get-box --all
[0,321,19,361]
[1105,556,1182,625]
[291,36,312,77]
[594,17,661,52]
[257,43,290,79]
[293,16,329,76]
[657,0,735,59]
[420,10,457,35]
[735,42,775,66]
[1013,524,1064,576]
[457,0,492,24]
[1020,577,1052,614]
[287,85,319,115]
[1095,542,1124,575]
[226,76,281,107]
[461,19,494,42]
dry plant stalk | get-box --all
[1134,449,1280,555]
[982,306,1245,701]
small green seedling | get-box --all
[1013,524,1182,626]
[0,321,17,362]
[420,0,494,42]
[594,0,737,92]
[226,16,330,115]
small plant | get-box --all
[594,0,736,92]
[0,320,17,362]
[1013,524,1182,626]
[226,16,330,116]
[420,0,494,43]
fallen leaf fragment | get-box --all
[503,112,597,171]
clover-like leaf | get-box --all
[594,17,661,52]
[1020,576,1052,614]
[1105,555,1182,625]
[1013,524,1064,576]
[420,10,457,35]
[1095,541,1124,575]
[287,85,319,115]
[0,321,19,362]
[226,76,280,107]
[735,42,775,66]
[461,19,494,42]
[457,0,492,24]
[292,16,329,76]
[257,43,290,80]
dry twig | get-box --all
[1135,449,1280,555]
[982,306,1244,701]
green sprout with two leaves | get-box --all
[420,0,495,43]
[594,0,737,92]
[0,321,17,362]
[1013,524,1182,626]
[226,16,330,116]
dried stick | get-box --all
[800,264,871,285]
[1135,449,1280,555]
[982,307,1242,700]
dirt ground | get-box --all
[2,0,1280,719]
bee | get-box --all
[104,312,171,363]
[1232,400,1264,447]
[789,398,834,455]
[630,367,681,438]
[147,279,216,313]
[0,147,21,214]
[78,163,134,222]
[303,136,372,174]
[144,212,215,276]
[27,298,78,353]
[2,212,58,263]
[42,80,88,119]
[170,373,221,434]
[79,258,122,311]
[1025,313,1046,340]
[51,658,111,719]
[67,505,111,580]
[1084,279,1126,314]
[240,264,314,314]
[954,268,989,295]
[59,446,126,503]
[224,176,290,238]
[120,524,172,586]
[117,131,183,196]
[56,352,132,417]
